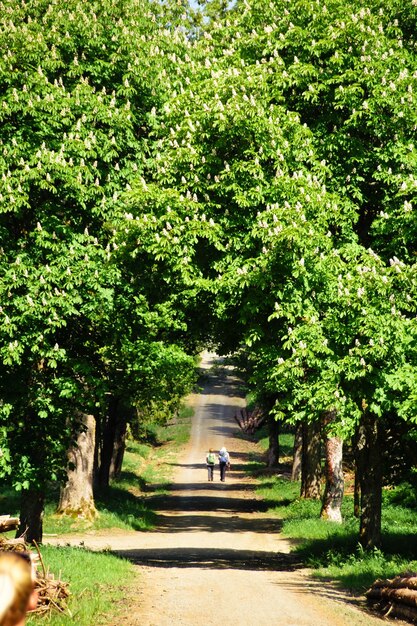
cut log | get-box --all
[384,603,417,623]
[368,575,417,591]
[0,516,19,533]
[366,574,417,623]
[367,587,417,608]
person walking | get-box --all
[206,448,216,481]
[218,446,230,482]
[0,552,38,626]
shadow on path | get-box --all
[147,493,269,513]
[151,513,283,534]
[115,546,301,571]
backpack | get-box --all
[207,452,215,464]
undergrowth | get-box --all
[255,470,417,593]
[26,546,136,626]
[14,403,193,625]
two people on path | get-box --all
[219,446,230,481]
[206,446,230,482]
[206,448,216,481]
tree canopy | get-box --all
[1,0,417,547]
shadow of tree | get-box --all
[146,492,270,513]
[151,512,283,534]
[113,546,301,571]
[94,486,157,530]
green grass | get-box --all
[255,429,295,462]
[254,471,417,593]
[27,546,136,626]
[2,405,193,624]
[41,405,193,536]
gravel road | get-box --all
[46,353,390,626]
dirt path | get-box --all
[47,353,388,625]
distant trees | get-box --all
[2,0,417,548]
[134,0,417,548]
[0,0,197,542]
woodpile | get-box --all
[0,516,19,533]
[0,515,70,616]
[234,407,265,435]
[366,574,417,623]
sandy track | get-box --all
[46,353,389,626]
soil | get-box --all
[46,353,394,626]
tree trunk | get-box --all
[266,414,279,467]
[17,489,44,544]
[291,422,303,481]
[97,395,120,488]
[57,413,97,520]
[354,468,361,518]
[320,411,344,522]
[109,413,128,480]
[356,412,382,549]
[301,419,322,499]
[352,429,361,518]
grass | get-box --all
[40,405,193,536]
[2,404,193,625]
[26,546,136,626]
[254,467,417,593]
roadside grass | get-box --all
[251,432,417,593]
[26,546,136,626]
[41,404,193,535]
[4,404,193,625]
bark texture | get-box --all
[320,415,344,522]
[356,412,382,549]
[291,422,303,481]
[300,419,322,499]
[97,395,122,488]
[266,414,279,468]
[354,470,361,518]
[110,414,128,480]
[367,575,417,622]
[17,488,44,544]
[58,413,97,520]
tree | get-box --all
[320,411,344,523]
[131,0,417,549]
[0,0,197,541]
[57,413,96,520]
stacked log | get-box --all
[0,515,19,533]
[234,407,265,435]
[0,517,70,616]
[366,574,417,623]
